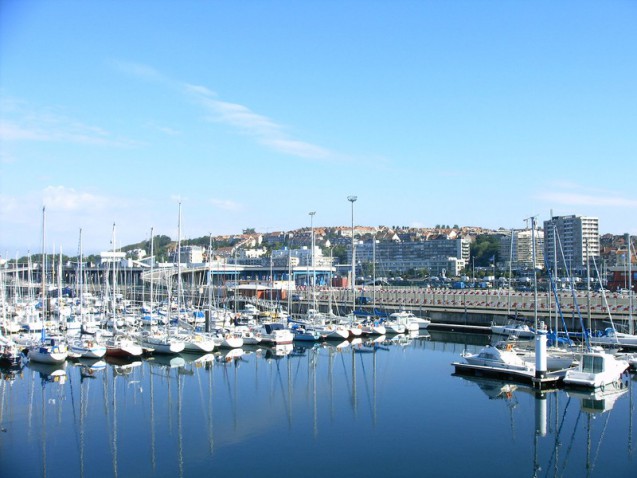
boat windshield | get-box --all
[582,354,604,373]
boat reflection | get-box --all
[456,374,521,401]
[215,347,244,364]
[147,354,185,369]
[75,358,106,381]
[567,377,630,413]
[105,355,142,375]
[26,359,67,385]
[0,363,24,383]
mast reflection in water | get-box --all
[0,334,635,478]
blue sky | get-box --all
[1,1,636,255]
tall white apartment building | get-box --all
[543,215,599,274]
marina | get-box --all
[1,331,635,478]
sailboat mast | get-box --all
[628,233,634,335]
[176,202,182,336]
[41,206,47,327]
[531,216,538,331]
[79,229,83,323]
[111,223,117,327]
[150,227,154,317]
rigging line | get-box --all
[557,232,589,349]
[591,407,613,473]
[67,362,81,456]
[543,254,572,343]
[560,408,583,476]
[591,254,620,339]
[339,350,353,400]
[274,359,292,429]
[358,350,374,417]
[543,396,573,477]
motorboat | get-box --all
[461,343,532,372]
[490,322,535,339]
[233,325,263,345]
[253,322,294,345]
[563,349,629,389]
[389,309,430,330]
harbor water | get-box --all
[1,332,635,477]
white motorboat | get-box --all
[490,322,535,339]
[254,322,294,345]
[563,349,629,389]
[461,343,532,372]
[389,309,430,330]
[233,325,262,345]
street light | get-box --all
[347,196,357,309]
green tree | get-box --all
[471,235,500,267]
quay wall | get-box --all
[290,286,633,331]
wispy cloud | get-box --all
[111,60,348,162]
[210,198,242,211]
[184,83,336,161]
[110,60,168,84]
[42,186,112,211]
[0,98,134,146]
[538,191,637,208]
[537,182,637,208]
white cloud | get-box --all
[184,82,340,161]
[42,186,111,211]
[0,101,133,146]
[538,191,637,208]
[210,198,242,211]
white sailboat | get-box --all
[589,236,637,348]
[27,207,68,365]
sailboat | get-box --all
[172,208,214,354]
[590,235,637,348]
[27,207,69,365]
[68,228,107,359]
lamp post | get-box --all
[347,196,357,310]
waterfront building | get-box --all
[499,228,545,271]
[352,238,469,276]
[172,245,204,264]
[543,215,599,275]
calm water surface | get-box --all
[1,332,635,478]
